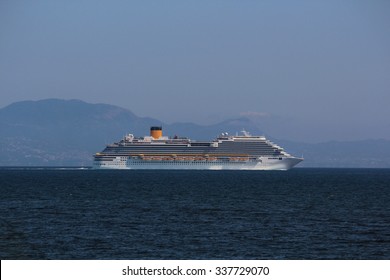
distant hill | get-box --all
[0,99,389,167]
[0,99,157,165]
[0,99,261,166]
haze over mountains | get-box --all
[0,99,389,167]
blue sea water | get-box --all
[0,168,389,259]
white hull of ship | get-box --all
[93,157,302,171]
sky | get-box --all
[0,0,389,142]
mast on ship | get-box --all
[241,129,251,137]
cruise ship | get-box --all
[93,126,303,170]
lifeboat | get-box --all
[153,157,162,161]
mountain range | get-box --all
[0,99,389,167]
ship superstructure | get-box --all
[93,126,303,170]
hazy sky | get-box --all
[1,0,389,142]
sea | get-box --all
[0,168,389,260]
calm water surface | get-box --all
[0,168,389,259]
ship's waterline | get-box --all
[93,127,303,170]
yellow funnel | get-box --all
[150,126,162,139]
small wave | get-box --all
[0,166,92,171]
